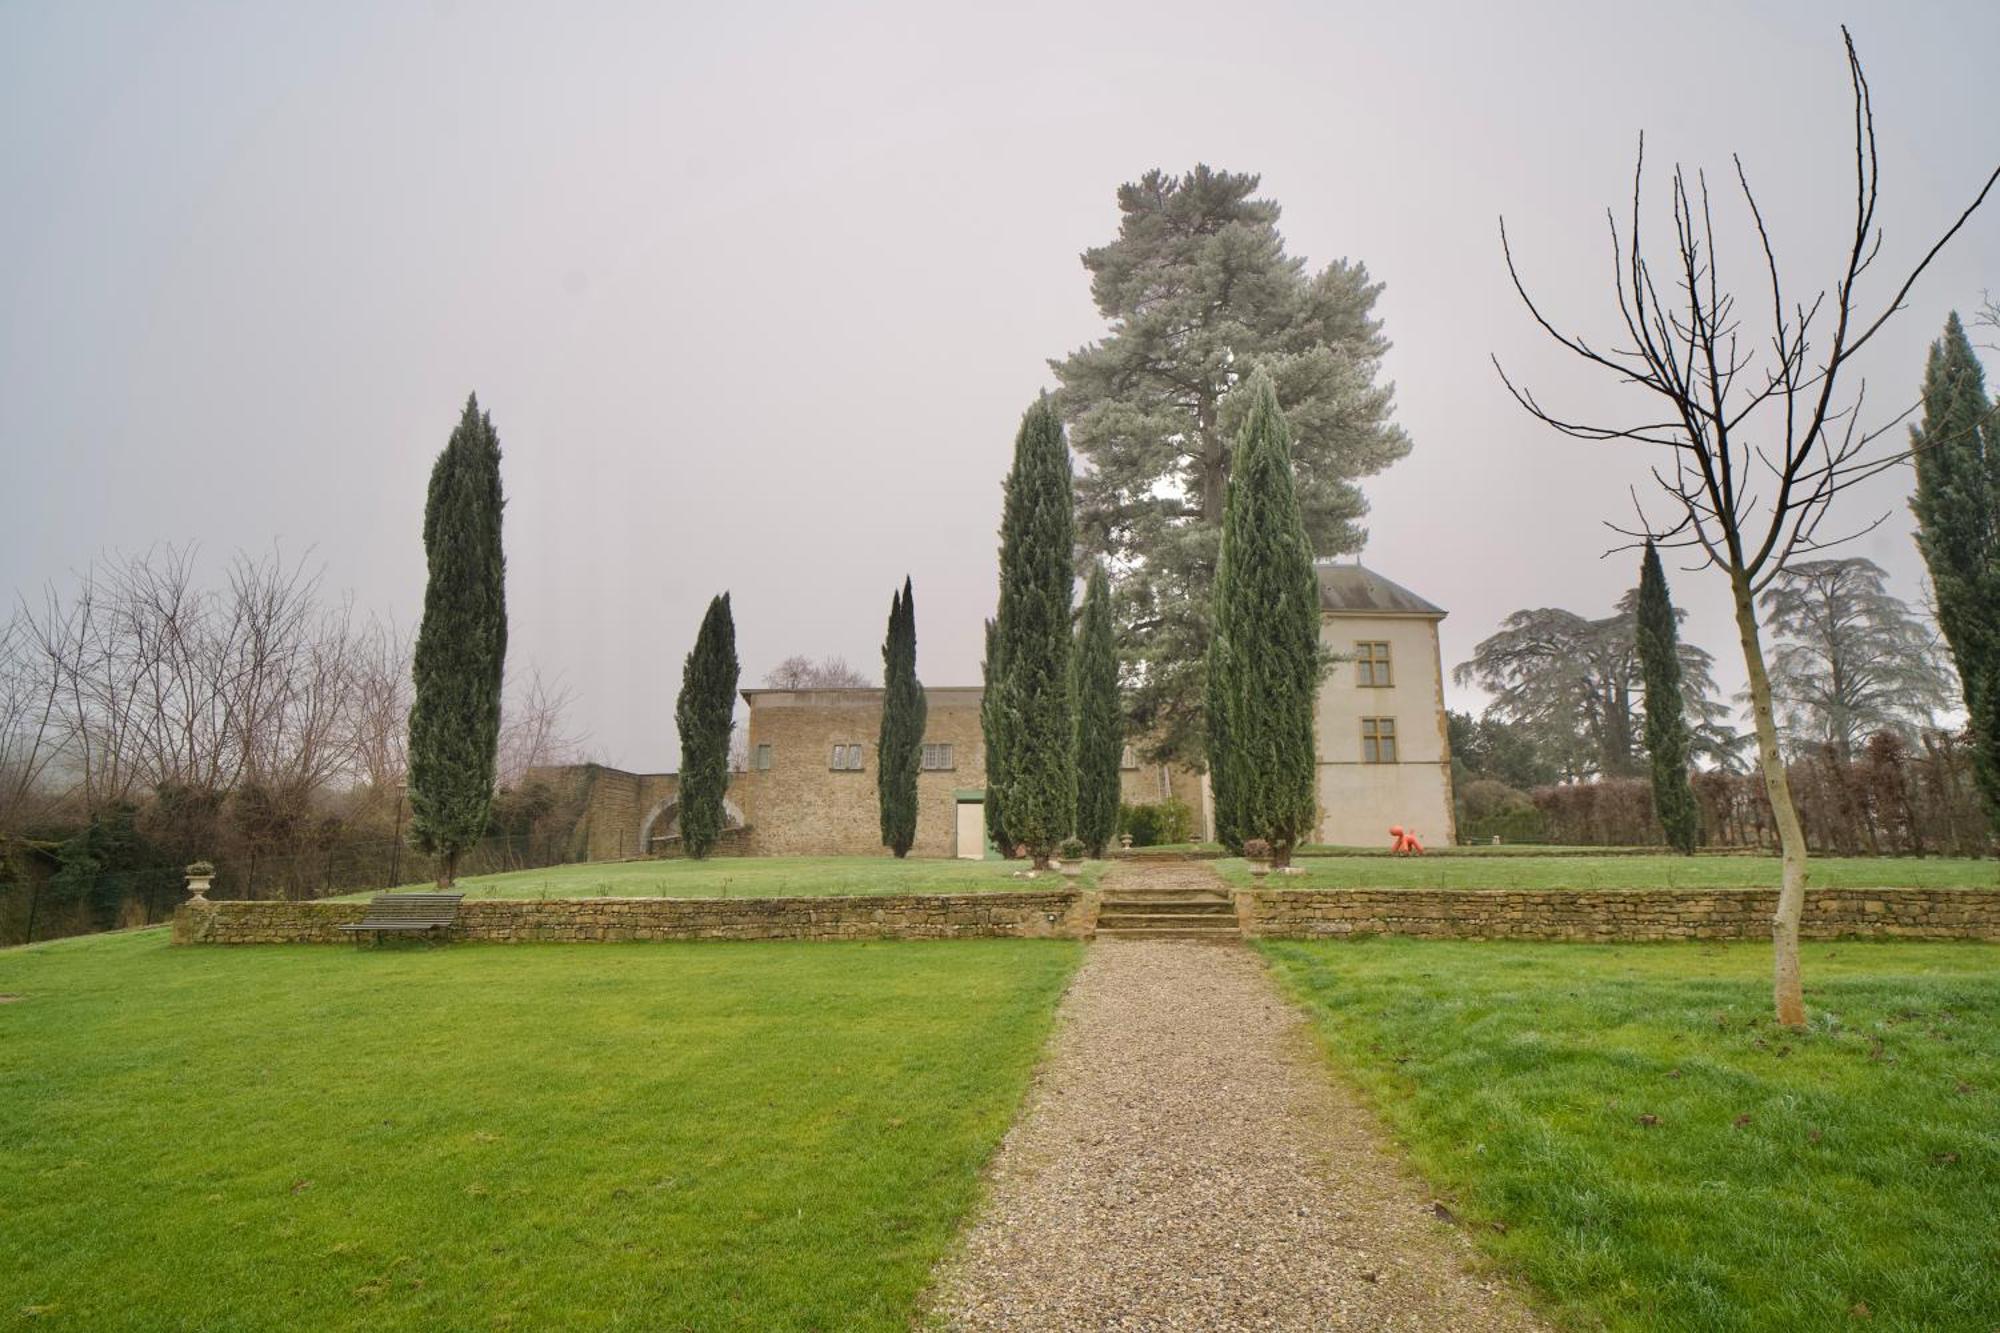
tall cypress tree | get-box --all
[994,395,1077,869]
[1636,541,1702,853]
[407,394,507,888]
[979,617,1011,857]
[1212,369,1319,865]
[675,593,739,859]
[1073,564,1121,857]
[877,577,926,857]
[1909,312,2000,833]
[1206,491,1240,852]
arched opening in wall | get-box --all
[640,797,745,854]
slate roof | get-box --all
[1314,563,1446,617]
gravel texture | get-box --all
[930,870,1547,1331]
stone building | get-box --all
[730,686,1207,857]
[1311,563,1456,846]
[536,562,1452,858]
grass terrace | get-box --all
[1261,937,2000,1331]
[0,929,1082,1330]
[338,853,1106,902]
[1218,853,1998,891]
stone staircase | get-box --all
[1095,862,1240,942]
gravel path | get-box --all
[930,886,1547,1330]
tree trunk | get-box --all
[436,847,458,890]
[1731,569,1809,1029]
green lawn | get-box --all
[0,929,1082,1330]
[1219,853,1997,890]
[1261,938,2000,1332]
[353,854,1105,901]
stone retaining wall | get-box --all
[1237,887,2000,941]
[174,891,1090,946]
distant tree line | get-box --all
[0,401,584,943]
[1513,732,1990,857]
[0,543,585,943]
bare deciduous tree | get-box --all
[498,669,585,787]
[763,654,872,689]
[1496,28,1999,1026]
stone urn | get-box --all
[1057,840,1086,880]
[1118,832,1134,852]
[1243,839,1272,883]
[184,861,217,904]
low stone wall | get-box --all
[1237,887,2000,941]
[173,891,1090,946]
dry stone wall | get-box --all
[1238,887,2000,941]
[174,891,1089,945]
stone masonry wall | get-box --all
[174,891,1089,945]
[1238,887,2000,941]
[738,688,987,858]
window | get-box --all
[753,743,772,771]
[829,743,864,771]
[1355,640,1393,687]
[1120,745,1140,771]
[1361,717,1397,764]
[921,742,955,771]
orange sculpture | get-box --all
[1389,825,1424,855]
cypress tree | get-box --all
[994,395,1077,869]
[877,577,926,857]
[979,617,1011,857]
[1636,540,1702,853]
[1909,312,2000,833]
[675,593,739,859]
[1213,369,1319,865]
[407,394,507,888]
[1205,523,1240,852]
[1073,564,1121,857]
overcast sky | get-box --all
[4,0,1997,770]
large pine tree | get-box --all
[675,594,739,859]
[1210,369,1319,865]
[1909,312,2000,833]
[877,577,926,857]
[1054,166,1409,765]
[407,394,507,888]
[1072,564,1121,857]
[993,395,1077,868]
[979,616,1010,857]
[1636,541,1701,853]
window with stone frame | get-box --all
[1354,640,1393,687]
[1361,717,1397,764]
[829,743,865,771]
[1120,744,1140,770]
[920,742,955,771]
[753,743,772,771]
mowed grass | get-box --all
[1219,853,1997,891]
[351,854,1105,901]
[0,930,1082,1330]
[1261,938,2000,1331]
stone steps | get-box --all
[1098,898,1231,916]
[1094,879,1240,941]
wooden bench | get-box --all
[338,892,464,944]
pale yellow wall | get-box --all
[1314,613,1456,847]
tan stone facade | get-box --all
[730,686,989,857]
